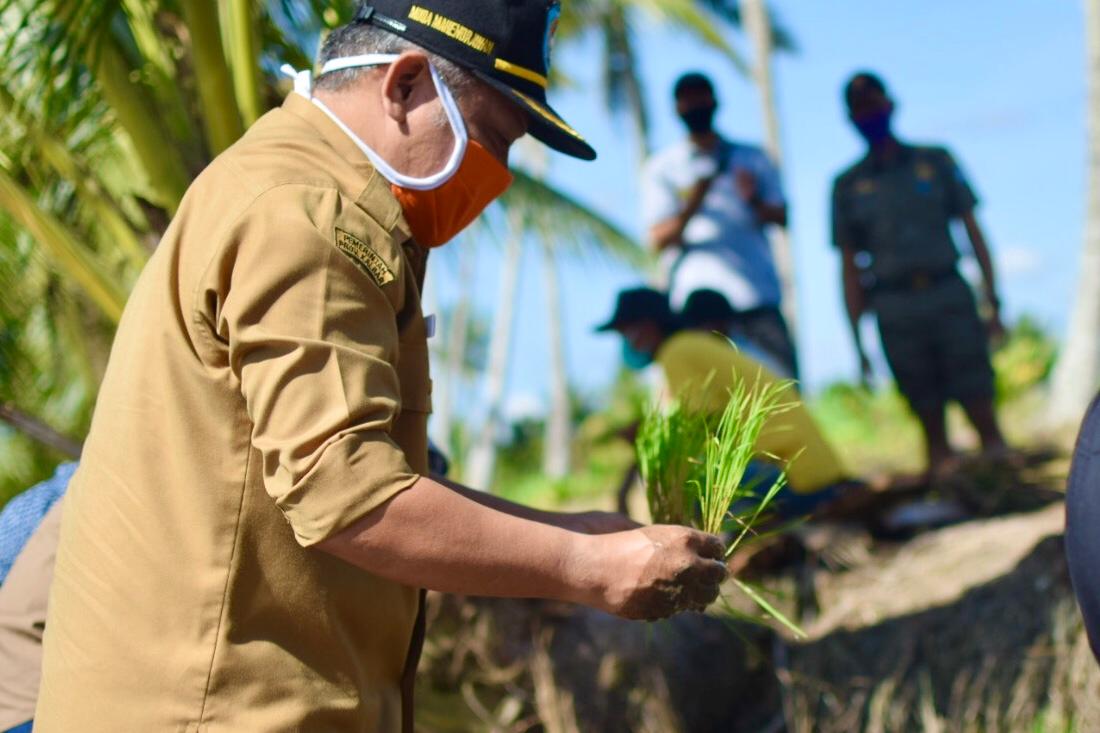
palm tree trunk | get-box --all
[178,0,245,155]
[1049,0,1100,427]
[431,248,475,456]
[93,38,191,213]
[740,0,798,336]
[222,0,265,128]
[122,0,199,154]
[542,246,572,478]
[465,228,524,491]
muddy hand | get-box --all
[597,525,728,621]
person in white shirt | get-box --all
[641,72,798,379]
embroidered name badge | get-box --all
[335,228,395,287]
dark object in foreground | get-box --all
[1066,393,1100,663]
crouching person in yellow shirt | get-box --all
[598,286,858,519]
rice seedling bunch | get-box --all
[698,374,796,555]
[636,369,803,635]
[636,398,708,525]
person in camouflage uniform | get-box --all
[831,71,1008,477]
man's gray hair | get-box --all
[315,21,473,95]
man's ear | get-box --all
[380,52,433,126]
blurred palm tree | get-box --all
[1049,0,1100,428]
[463,168,641,490]
[557,0,795,161]
[738,0,798,331]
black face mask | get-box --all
[680,103,717,134]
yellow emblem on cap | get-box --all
[335,228,395,287]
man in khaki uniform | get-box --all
[831,72,1008,478]
[34,3,728,732]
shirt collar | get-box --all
[863,141,915,174]
[280,92,412,243]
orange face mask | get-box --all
[296,53,516,248]
[391,141,514,247]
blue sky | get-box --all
[426,1,1087,423]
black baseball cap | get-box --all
[595,287,676,332]
[354,1,596,161]
[681,288,737,327]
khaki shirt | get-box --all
[831,144,978,284]
[36,93,432,732]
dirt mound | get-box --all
[417,499,1097,731]
[780,506,1100,732]
[417,595,780,732]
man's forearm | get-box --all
[650,177,716,251]
[841,251,867,354]
[650,217,686,251]
[845,303,864,357]
[433,475,573,528]
[317,476,603,605]
[751,202,788,228]
[963,212,999,304]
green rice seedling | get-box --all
[698,374,796,555]
[636,398,708,525]
[636,368,802,633]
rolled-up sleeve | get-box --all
[755,150,786,207]
[213,185,419,546]
[940,148,979,218]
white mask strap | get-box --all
[281,54,468,191]
[280,63,314,96]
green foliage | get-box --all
[994,315,1058,405]
[0,220,101,507]
[636,398,707,525]
[636,372,793,540]
[700,377,791,545]
[810,382,924,476]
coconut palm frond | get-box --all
[694,0,798,53]
[0,167,127,322]
[0,217,101,504]
[503,169,645,267]
[600,4,651,156]
[623,0,749,74]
